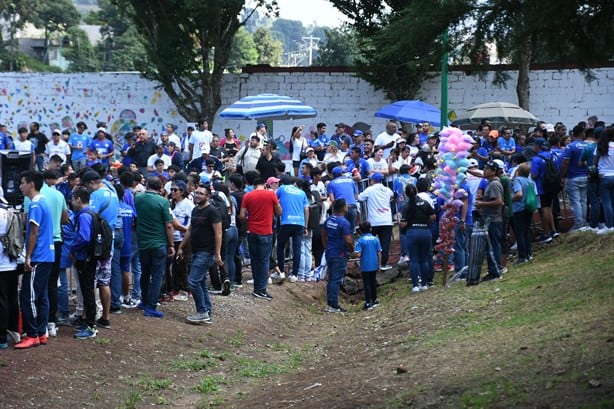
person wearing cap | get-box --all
[189,119,213,161]
[311,123,329,161]
[358,173,394,270]
[350,130,365,156]
[374,121,400,159]
[273,176,310,282]
[474,160,504,282]
[200,158,222,181]
[327,166,359,233]
[232,134,262,174]
[323,140,345,165]
[28,122,49,171]
[345,146,371,181]
[475,130,499,169]
[68,122,90,171]
[331,122,350,148]
[560,124,590,231]
[266,176,280,190]
[256,142,282,180]
[88,127,114,169]
[530,137,558,243]
[45,129,72,165]
[255,122,268,143]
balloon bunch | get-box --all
[432,127,473,280]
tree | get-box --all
[228,27,259,72]
[63,26,101,72]
[313,26,361,67]
[31,0,81,63]
[270,19,307,53]
[0,0,42,70]
[253,27,283,65]
[330,0,614,109]
[110,0,278,124]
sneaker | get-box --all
[268,277,273,284]
[380,265,393,271]
[14,336,40,349]
[7,330,20,344]
[252,290,273,301]
[232,282,243,289]
[412,286,421,293]
[71,317,86,328]
[481,273,501,282]
[136,301,145,310]
[246,278,254,284]
[73,323,88,332]
[325,305,346,313]
[270,271,285,280]
[110,306,122,314]
[597,227,614,235]
[144,308,164,318]
[121,298,138,308]
[552,230,561,237]
[38,334,48,345]
[514,259,529,266]
[222,280,231,296]
[57,314,71,326]
[509,242,518,251]
[398,255,410,263]
[288,275,298,283]
[96,318,111,329]
[160,293,174,303]
[47,323,58,337]
[74,326,98,340]
[362,303,372,311]
[536,234,552,244]
[186,311,212,325]
[297,278,306,282]
[370,300,380,310]
[499,267,509,275]
[420,285,428,291]
[174,291,189,302]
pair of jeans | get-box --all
[513,211,533,261]
[130,241,142,301]
[111,231,124,309]
[372,225,393,266]
[345,205,358,234]
[298,232,313,280]
[599,175,614,228]
[75,259,97,327]
[57,268,70,316]
[361,271,377,304]
[225,226,239,284]
[139,246,168,310]
[406,228,432,287]
[325,256,346,308]
[20,262,52,337]
[247,233,273,293]
[188,251,215,314]
[587,180,601,228]
[453,225,468,272]
[47,241,62,323]
[487,222,502,275]
[565,176,588,229]
[277,224,303,276]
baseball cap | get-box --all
[305,147,314,153]
[329,140,339,148]
[256,123,267,129]
[174,180,188,193]
[266,176,280,186]
[533,137,549,149]
[492,159,505,171]
[484,160,500,170]
[545,123,555,132]
[96,127,108,134]
[81,170,102,184]
[369,173,384,182]
[353,130,363,137]
[250,133,260,142]
[331,166,344,177]
[52,129,61,135]
[488,130,499,138]
[467,158,479,168]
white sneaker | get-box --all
[288,275,298,283]
[246,278,254,284]
[420,285,428,291]
[7,330,21,344]
[380,265,393,271]
[596,227,613,235]
[398,256,410,263]
[509,243,518,251]
[47,323,58,337]
[270,272,285,280]
[174,291,189,301]
[412,286,421,293]
[268,277,272,284]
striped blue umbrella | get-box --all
[218,93,318,120]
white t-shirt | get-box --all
[45,140,71,162]
[0,206,18,271]
[147,153,171,169]
[374,131,399,158]
[190,130,213,159]
[172,198,195,241]
[596,142,614,177]
[14,139,34,152]
[358,183,394,226]
[291,137,308,162]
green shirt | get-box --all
[135,191,173,250]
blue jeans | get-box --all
[487,222,502,275]
[326,256,346,308]
[225,226,239,283]
[406,228,432,287]
[277,224,303,276]
[565,176,588,229]
[57,268,70,316]
[599,175,614,228]
[111,231,124,309]
[346,205,357,233]
[139,246,168,310]
[298,233,312,280]
[453,224,468,272]
[188,251,215,314]
[587,180,601,228]
[20,262,52,337]
[247,233,273,293]
[130,241,142,301]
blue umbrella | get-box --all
[374,100,441,126]
[219,93,318,120]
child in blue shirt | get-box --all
[354,221,382,310]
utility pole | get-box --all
[301,35,320,66]
[440,28,449,128]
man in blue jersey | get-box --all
[274,176,309,283]
[560,125,589,231]
[69,122,90,171]
[88,127,114,169]
[327,166,359,233]
[15,171,55,349]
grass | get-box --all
[196,376,225,394]
[171,350,227,371]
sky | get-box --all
[275,0,349,28]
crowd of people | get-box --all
[0,114,613,349]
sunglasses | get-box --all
[170,188,179,192]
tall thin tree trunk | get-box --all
[515,40,532,111]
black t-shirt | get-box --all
[29,132,48,154]
[256,156,280,179]
[400,196,435,228]
[190,204,221,252]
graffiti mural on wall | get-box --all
[0,74,185,159]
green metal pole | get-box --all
[440,28,449,128]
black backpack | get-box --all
[76,209,114,261]
[209,191,231,230]
[540,153,562,194]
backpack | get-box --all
[523,178,538,213]
[209,191,231,230]
[540,153,562,194]
[308,190,323,230]
[0,206,25,261]
[76,209,114,261]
